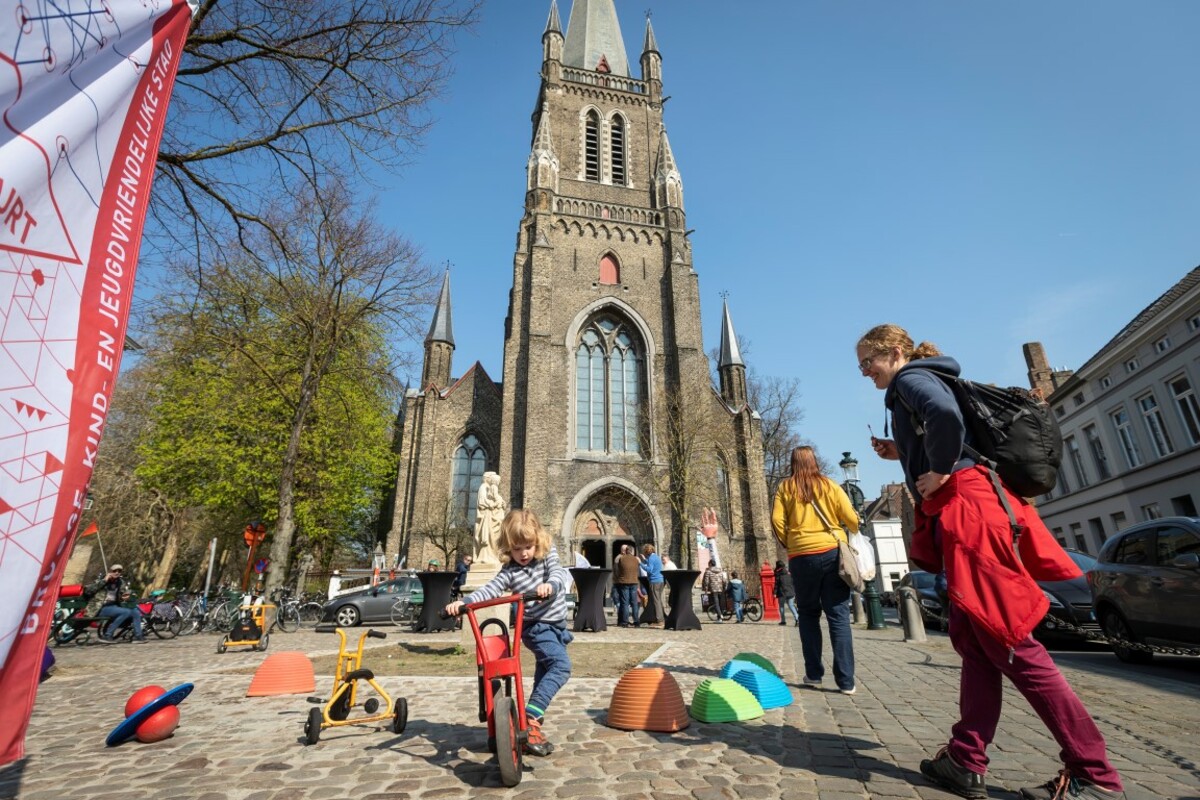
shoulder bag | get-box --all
[811,497,864,592]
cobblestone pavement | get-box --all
[3,616,1197,800]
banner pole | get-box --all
[203,537,217,605]
[95,530,109,574]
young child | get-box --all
[444,508,572,757]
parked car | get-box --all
[1088,516,1200,664]
[1034,549,1104,644]
[900,552,1102,643]
[320,575,423,627]
[897,570,946,631]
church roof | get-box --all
[642,16,658,55]
[562,0,630,77]
[545,0,562,35]
[425,271,454,345]
[718,300,744,368]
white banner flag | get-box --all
[0,0,194,764]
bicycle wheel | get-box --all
[299,603,323,626]
[492,688,522,787]
[745,599,763,623]
[150,613,181,639]
[390,598,412,627]
[276,605,299,633]
[209,603,233,633]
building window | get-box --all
[1065,436,1088,488]
[1137,392,1174,458]
[598,253,620,285]
[584,111,600,182]
[1172,494,1197,517]
[1072,392,1085,407]
[1169,375,1200,446]
[1054,405,1065,419]
[1088,517,1106,546]
[1141,502,1161,521]
[715,460,733,533]
[1154,335,1171,353]
[1083,425,1112,480]
[1070,522,1086,554]
[1099,375,1112,390]
[1110,511,1127,532]
[1190,313,1200,332]
[1051,527,1066,547]
[575,315,643,455]
[610,115,626,185]
[450,435,487,527]
[1056,463,1071,495]
[1110,407,1142,468]
[1125,357,1139,373]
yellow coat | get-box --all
[771,477,860,558]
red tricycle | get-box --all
[444,590,545,787]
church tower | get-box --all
[498,0,771,570]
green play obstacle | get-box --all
[690,678,763,722]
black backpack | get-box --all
[896,367,1063,498]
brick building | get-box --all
[385,0,773,581]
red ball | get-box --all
[135,704,180,743]
[125,685,167,718]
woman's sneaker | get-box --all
[524,718,554,757]
[1019,771,1127,799]
[919,748,988,799]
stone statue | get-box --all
[474,471,506,565]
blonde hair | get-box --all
[498,509,551,562]
[641,543,655,557]
[857,323,942,361]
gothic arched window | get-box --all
[450,434,487,526]
[584,111,600,182]
[599,252,620,285]
[610,115,626,185]
[575,316,643,454]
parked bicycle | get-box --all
[706,595,764,623]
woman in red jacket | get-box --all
[857,323,1125,800]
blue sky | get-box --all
[378,1,1200,498]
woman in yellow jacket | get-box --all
[771,446,861,694]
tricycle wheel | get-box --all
[493,689,522,787]
[217,637,228,654]
[392,697,408,734]
[257,633,270,652]
[304,707,323,745]
[330,687,352,721]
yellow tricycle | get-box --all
[303,624,407,745]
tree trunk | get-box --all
[149,522,182,592]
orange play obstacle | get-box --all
[606,667,690,732]
[247,651,316,697]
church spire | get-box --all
[421,270,454,390]
[654,127,684,212]
[527,103,560,193]
[717,299,748,408]
[640,15,662,100]
[545,0,562,35]
[563,0,630,77]
[642,15,659,55]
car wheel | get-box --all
[1102,610,1153,664]
[334,605,361,628]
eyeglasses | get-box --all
[858,355,878,373]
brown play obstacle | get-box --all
[606,667,690,732]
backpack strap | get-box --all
[894,373,1023,556]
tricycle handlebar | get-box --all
[439,589,550,619]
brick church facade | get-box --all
[386,0,773,581]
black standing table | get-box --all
[569,567,610,632]
[415,571,459,632]
[663,569,702,631]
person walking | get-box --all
[613,544,641,628]
[771,445,860,694]
[857,323,1125,800]
[773,560,799,626]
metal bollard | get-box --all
[851,591,864,624]
[899,585,927,642]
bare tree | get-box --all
[153,0,479,253]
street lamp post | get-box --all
[839,452,885,630]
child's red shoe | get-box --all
[524,718,554,757]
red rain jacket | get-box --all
[909,466,1080,650]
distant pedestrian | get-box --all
[773,560,798,626]
[701,560,728,621]
[640,544,664,625]
[613,544,641,628]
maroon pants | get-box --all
[946,605,1122,791]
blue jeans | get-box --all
[522,622,573,717]
[778,596,799,624]
[790,549,854,690]
[615,584,638,626]
[99,604,144,641]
